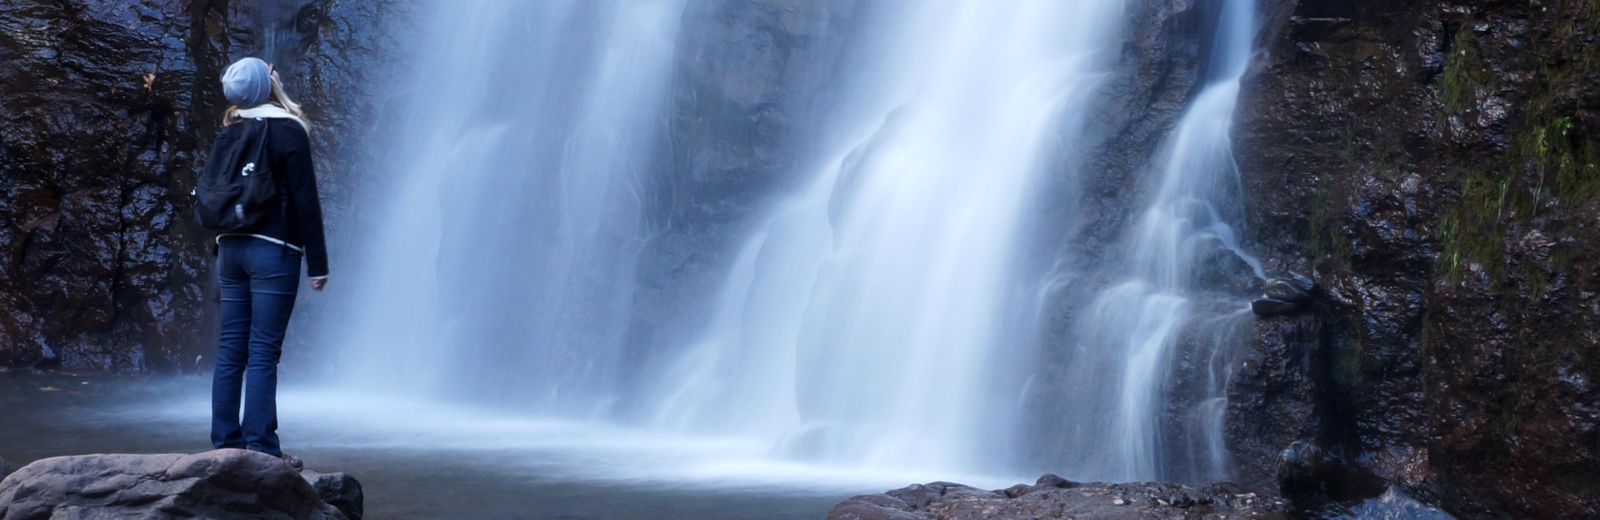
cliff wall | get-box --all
[1231,0,1600,516]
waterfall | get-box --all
[326,0,685,415]
[645,0,1125,474]
[1051,0,1260,483]
[316,0,1265,484]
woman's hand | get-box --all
[311,278,327,291]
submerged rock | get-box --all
[828,474,1289,520]
[0,450,352,520]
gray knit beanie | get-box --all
[221,57,272,108]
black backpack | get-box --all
[195,118,279,232]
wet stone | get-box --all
[302,470,364,520]
[1263,278,1312,303]
[1252,298,1301,317]
[828,476,1289,520]
[0,450,348,519]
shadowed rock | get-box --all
[1251,298,1300,317]
[301,470,364,520]
[0,449,349,519]
[1276,441,1386,509]
[828,474,1289,520]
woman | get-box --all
[209,57,328,469]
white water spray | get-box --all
[1054,0,1260,483]
[327,0,685,414]
[647,0,1125,474]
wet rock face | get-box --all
[1234,0,1600,517]
[0,450,350,519]
[0,0,403,371]
[1018,0,1215,470]
[0,0,203,371]
[828,475,1290,520]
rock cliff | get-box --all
[1230,0,1600,517]
[0,0,402,371]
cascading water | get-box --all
[318,0,1266,486]
[1052,0,1261,483]
[646,0,1125,474]
[327,0,685,414]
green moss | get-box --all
[1507,4,1600,208]
[1488,407,1520,440]
[1439,27,1488,115]
[1372,145,1405,181]
[1333,337,1365,390]
[1307,175,1353,270]
[1438,167,1510,289]
[1488,382,1522,441]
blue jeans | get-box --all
[211,236,300,457]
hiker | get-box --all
[197,56,328,470]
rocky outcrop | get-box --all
[827,475,1289,520]
[0,0,404,372]
[1232,0,1600,517]
[0,450,360,520]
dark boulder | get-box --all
[1250,298,1300,317]
[301,470,363,520]
[827,475,1289,520]
[0,450,347,519]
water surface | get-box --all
[0,370,943,519]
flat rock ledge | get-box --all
[829,474,1290,520]
[0,449,362,520]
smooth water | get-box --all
[321,0,1129,481]
[646,0,1124,474]
[0,372,868,519]
[314,0,1266,493]
[0,371,1454,519]
[1052,0,1263,483]
[329,0,684,414]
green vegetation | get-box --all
[1488,382,1522,441]
[1332,336,1364,390]
[1436,4,1600,291]
[1439,27,1488,116]
[1306,177,1354,270]
[1437,167,1509,288]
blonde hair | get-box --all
[222,72,312,131]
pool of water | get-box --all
[0,370,1461,519]
[0,369,1013,519]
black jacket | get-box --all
[216,117,329,278]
